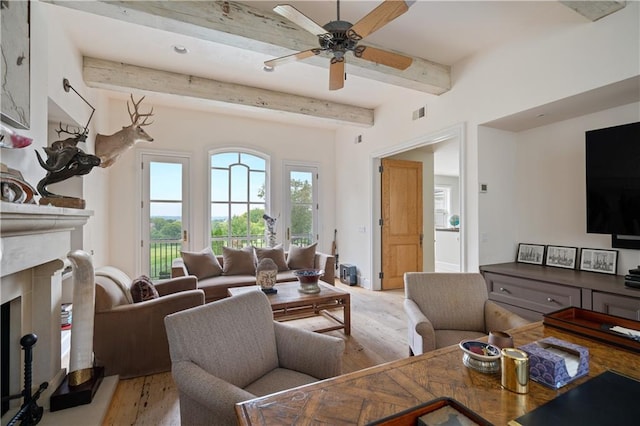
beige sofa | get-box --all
[171,252,335,303]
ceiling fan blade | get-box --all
[329,59,345,91]
[273,4,329,37]
[357,45,412,70]
[264,49,319,68]
[349,0,410,40]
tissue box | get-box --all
[519,337,589,389]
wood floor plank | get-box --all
[102,282,407,425]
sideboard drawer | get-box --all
[485,272,581,314]
[592,291,640,321]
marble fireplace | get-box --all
[0,202,92,418]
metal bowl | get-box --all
[459,340,501,374]
[462,353,500,374]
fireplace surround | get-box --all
[0,201,92,417]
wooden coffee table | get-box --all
[228,281,351,335]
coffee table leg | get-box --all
[344,295,351,335]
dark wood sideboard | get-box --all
[480,262,640,321]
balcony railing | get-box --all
[150,234,315,280]
[149,239,181,280]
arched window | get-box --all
[209,150,268,252]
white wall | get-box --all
[478,127,518,265]
[1,1,110,268]
[514,103,640,275]
[335,2,639,284]
[104,100,336,276]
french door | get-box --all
[140,153,190,280]
[284,164,318,248]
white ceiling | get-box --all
[49,0,594,124]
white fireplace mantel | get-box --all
[1,202,93,277]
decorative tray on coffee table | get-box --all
[543,307,640,353]
[366,397,492,426]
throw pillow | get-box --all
[287,243,317,270]
[181,247,223,279]
[222,246,257,275]
[254,244,289,272]
[130,275,159,303]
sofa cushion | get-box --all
[198,275,258,301]
[244,367,317,397]
[255,245,289,272]
[287,243,317,270]
[222,246,256,276]
[181,247,223,279]
[130,275,159,303]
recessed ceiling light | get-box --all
[173,45,188,54]
[263,65,274,72]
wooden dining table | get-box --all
[235,321,640,425]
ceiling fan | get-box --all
[265,0,414,91]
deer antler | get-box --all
[127,94,154,126]
[55,122,84,138]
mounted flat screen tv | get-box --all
[585,122,640,241]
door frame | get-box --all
[369,123,466,290]
[137,149,192,277]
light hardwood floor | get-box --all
[102,282,407,425]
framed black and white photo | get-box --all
[545,246,578,269]
[580,248,618,275]
[516,243,546,265]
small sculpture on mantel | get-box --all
[35,124,100,209]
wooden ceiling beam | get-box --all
[559,1,626,21]
[83,57,375,127]
[45,0,451,95]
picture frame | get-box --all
[1,0,31,129]
[579,248,618,275]
[545,246,578,269]
[516,243,546,265]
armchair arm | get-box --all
[404,299,436,353]
[314,252,335,284]
[171,257,188,278]
[484,300,530,332]
[172,360,255,426]
[155,275,197,296]
[274,321,344,379]
[93,289,204,378]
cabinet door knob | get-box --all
[499,287,510,293]
[547,297,556,303]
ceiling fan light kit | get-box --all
[266,0,414,90]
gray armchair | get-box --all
[164,290,345,426]
[404,272,529,355]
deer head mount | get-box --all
[95,94,154,168]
